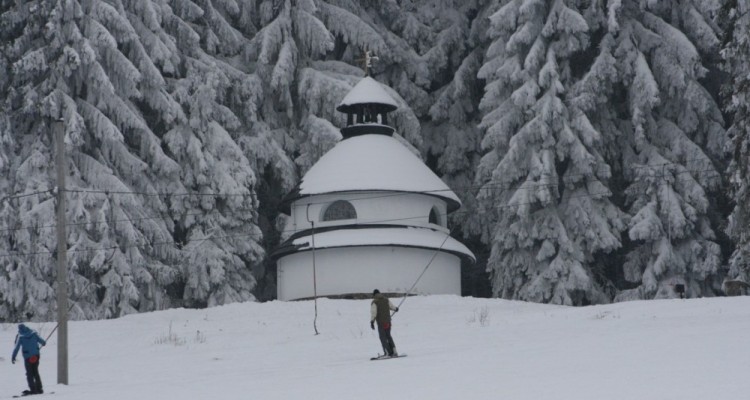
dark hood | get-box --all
[18,323,34,337]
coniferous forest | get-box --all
[0,0,749,321]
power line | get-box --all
[0,158,724,259]
[0,190,54,204]
[0,166,723,258]
[0,155,722,205]
[0,207,252,234]
[0,166,721,236]
[62,189,255,197]
[0,170,703,261]
[0,166,720,244]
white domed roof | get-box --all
[336,76,398,113]
[296,135,461,210]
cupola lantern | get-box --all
[336,76,398,138]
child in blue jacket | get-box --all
[12,324,46,395]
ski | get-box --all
[370,354,407,361]
[12,392,54,398]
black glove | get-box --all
[370,321,375,330]
[394,307,399,312]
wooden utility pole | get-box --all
[54,118,68,385]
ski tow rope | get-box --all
[393,228,455,316]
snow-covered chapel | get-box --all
[272,76,475,301]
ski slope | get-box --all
[1,295,748,399]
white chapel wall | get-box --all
[277,246,461,301]
[289,192,448,232]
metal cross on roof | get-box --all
[355,50,379,76]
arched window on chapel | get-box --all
[322,200,357,222]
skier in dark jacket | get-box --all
[370,289,399,357]
[12,324,46,395]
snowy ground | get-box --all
[1,295,748,399]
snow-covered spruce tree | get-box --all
[0,0,185,319]
[248,0,337,175]
[357,0,475,120]
[476,0,627,305]
[723,0,750,284]
[599,1,727,300]
[162,65,264,308]
[425,48,484,268]
[158,0,280,307]
[450,1,511,241]
[420,26,487,296]
[0,0,16,318]
[0,0,51,321]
